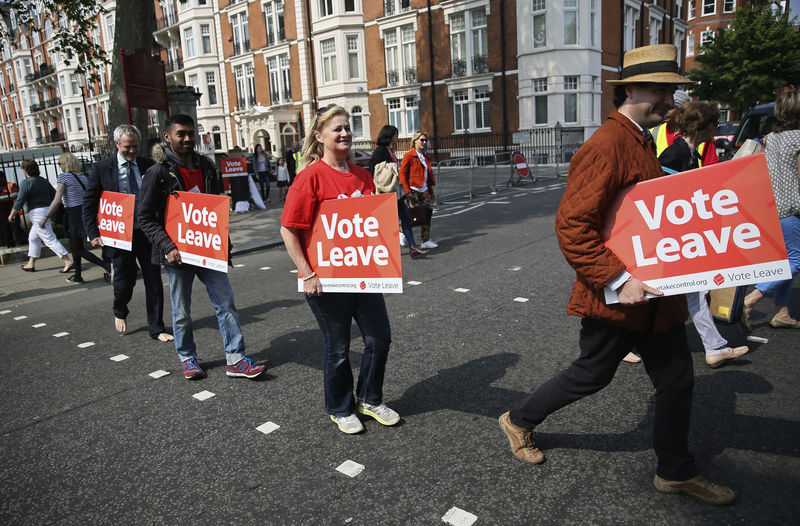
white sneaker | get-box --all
[357,401,401,426]
[399,232,407,247]
[420,239,438,249]
[330,414,364,434]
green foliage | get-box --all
[687,6,800,114]
[0,1,109,80]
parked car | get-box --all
[713,121,739,159]
[351,148,372,168]
[716,103,775,161]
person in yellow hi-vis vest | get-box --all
[650,89,719,167]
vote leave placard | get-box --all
[301,193,403,293]
[220,157,247,178]
[602,154,790,303]
[165,191,230,273]
[97,191,134,251]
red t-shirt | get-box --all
[281,160,375,230]
[177,165,205,193]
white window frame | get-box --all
[563,76,578,124]
[264,1,285,46]
[319,0,334,18]
[723,0,735,13]
[700,28,714,49]
[563,0,578,46]
[201,24,213,54]
[320,37,338,83]
[702,0,716,16]
[534,77,548,126]
[623,3,640,51]
[686,32,695,57]
[533,0,546,49]
[384,24,416,86]
[649,16,661,45]
[184,27,195,58]
[688,0,696,19]
[206,71,217,105]
[351,105,363,138]
[452,86,491,132]
[347,34,360,80]
[231,12,250,54]
[590,0,598,48]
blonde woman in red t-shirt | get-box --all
[280,105,400,435]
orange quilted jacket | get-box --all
[555,110,688,332]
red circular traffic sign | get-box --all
[514,153,530,178]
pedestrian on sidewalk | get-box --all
[40,152,110,284]
[138,114,265,381]
[276,157,289,201]
[498,44,735,506]
[369,125,427,258]
[657,101,749,367]
[8,159,73,273]
[254,143,272,203]
[399,130,438,249]
[82,124,172,342]
[0,171,16,247]
[280,105,400,434]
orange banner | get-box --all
[220,157,248,178]
[97,191,135,251]
[602,154,790,302]
[301,193,403,293]
[165,191,230,272]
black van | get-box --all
[716,102,775,160]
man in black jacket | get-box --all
[83,124,172,341]
[138,114,264,380]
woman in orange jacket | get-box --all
[399,130,437,248]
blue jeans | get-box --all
[165,265,246,365]
[756,214,800,306]
[305,293,392,416]
[398,198,417,247]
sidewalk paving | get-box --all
[0,203,285,305]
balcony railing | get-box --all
[404,66,417,84]
[154,14,178,31]
[237,95,257,109]
[472,54,488,74]
[29,97,60,113]
[47,97,61,108]
[282,89,291,101]
[167,57,184,72]
[451,58,467,78]
[384,0,411,16]
[36,133,65,145]
[24,64,55,83]
[270,89,281,105]
[386,69,399,87]
[233,39,251,55]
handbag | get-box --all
[732,138,764,159]
[408,205,431,226]
[709,286,745,325]
[373,161,399,194]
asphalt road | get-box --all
[1,180,798,525]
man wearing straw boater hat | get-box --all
[498,45,735,505]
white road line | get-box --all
[13,315,27,320]
[513,297,530,303]
[110,354,129,362]
[149,370,171,379]
[32,323,46,328]
[193,390,215,401]
[77,342,95,348]
[53,332,69,338]
[513,193,527,197]
[234,264,245,267]
[746,335,768,343]
[259,266,271,270]
[256,422,280,435]
[290,270,298,273]
[435,202,486,218]
[335,460,365,478]
[442,507,478,526]
[0,310,11,315]
[454,288,470,293]
[487,201,511,205]
[407,280,422,286]
[508,266,522,272]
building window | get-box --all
[206,71,217,104]
[347,35,360,80]
[65,108,72,132]
[452,88,489,132]
[591,76,597,123]
[105,14,114,42]
[385,0,412,16]
[590,0,597,47]
[688,1,696,19]
[686,33,695,57]
[319,0,333,18]
[564,0,578,45]
[406,96,419,133]
[231,12,250,55]
[44,19,53,39]
[212,126,222,150]
[700,29,714,49]
[321,38,337,83]
[449,9,487,76]
[70,74,80,96]
[187,73,199,104]
[234,63,255,108]
[268,57,280,104]
[384,25,416,86]
[564,76,578,124]
[184,27,195,58]
[649,16,661,45]
[453,90,469,131]
[264,2,285,46]
[351,105,363,138]
[345,0,356,12]
[723,0,734,13]
[388,98,402,132]
[474,89,490,130]
[387,97,418,136]
[280,55,291,101]
[533,0,546,48]
[534,78,547,125]
[623,4,639,51]
[201,24,212,54]
[702,0,715,16]
[675,29,685,63]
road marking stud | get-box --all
[53,332,69,338]
[110,354,129,362]
[77,342,95,348]
[454,288,470,293]
[442,507,478,526]
[149,370,170,379]
[13,315,27,320]
[513,297,529,303]
[407,280,422,286]
[336,460,364,478]
[256,422,280,435]
[234,264,245,267]
[32,323,46,328]
[193,390,215,401]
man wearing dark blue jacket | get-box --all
[138,114,264,380]
[83,124,172,341]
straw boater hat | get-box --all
[607,44,692,85]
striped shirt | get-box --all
[57,172,88,208]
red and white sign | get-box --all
[97,191,135,251]
[220,157,248,178]
[165,191,230,272]
[514,152,530,178]
[300,193,403,293]
[602,154,790,303]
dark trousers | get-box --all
[257,171,270,201]
[109,228,166,339]
[305,292,392,416]
[509,317,696,481]
[65,206,108,279]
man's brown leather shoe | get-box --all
[654,474,735,505]
[498,411,544,464]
